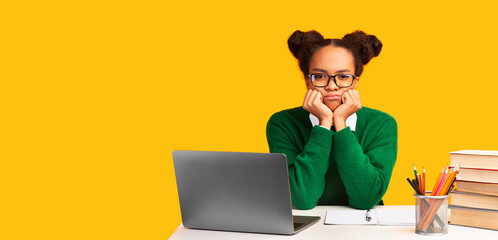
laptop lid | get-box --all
[173,150,295,235]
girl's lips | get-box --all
[324,94,341,100]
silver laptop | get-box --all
[172,150,320,235]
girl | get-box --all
[266,30,397,210]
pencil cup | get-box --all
[414,194,449,235]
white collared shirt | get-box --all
[309,113,357,131]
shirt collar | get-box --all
[309,112,357,131]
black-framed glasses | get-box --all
[308,73,357,88]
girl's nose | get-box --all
[325,80,339,91]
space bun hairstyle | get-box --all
[288,30,382,77]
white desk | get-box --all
[169,206,497,240]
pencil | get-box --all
[447,178,457,194]
[434,167,448,195]
[413,164,418,184]
[416,173,422,194]
[412,179,419,193]
[444,167,460,195]
[421,168,426,195]
[437,169,456,196]
[446,166,459,194]
[430,167,444,196]
[406,177,421,195]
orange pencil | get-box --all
[421,168,426,195]
[434,167,448,195]
[437,165,459,196]
[430,167,444,195]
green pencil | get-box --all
[413,164,418,184]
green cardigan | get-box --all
[266,106,397,210]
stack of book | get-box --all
[449,150,498,230]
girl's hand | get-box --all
[333,89,362,131]
[303,89,333,129]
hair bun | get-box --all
[288,30,324,59]
[341,30,382,65]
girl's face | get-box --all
[306,45,358,111]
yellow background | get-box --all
[2,1,498,239]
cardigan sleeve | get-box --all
[266,114,333,209]
[333,116,398,210]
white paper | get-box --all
[325,206,415,226]
[325,209,378,225]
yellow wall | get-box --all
[3,1,498,239]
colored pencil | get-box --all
[406,177,421,195]
[430,167,444,195]
[438,169,456,196]
[446,169,458,194]
[412,179,419,192]
[416,173,422,194]
[434,167,448,195]
[447,180,456,193]
[421,168,426,195]
[413,164,418,184]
